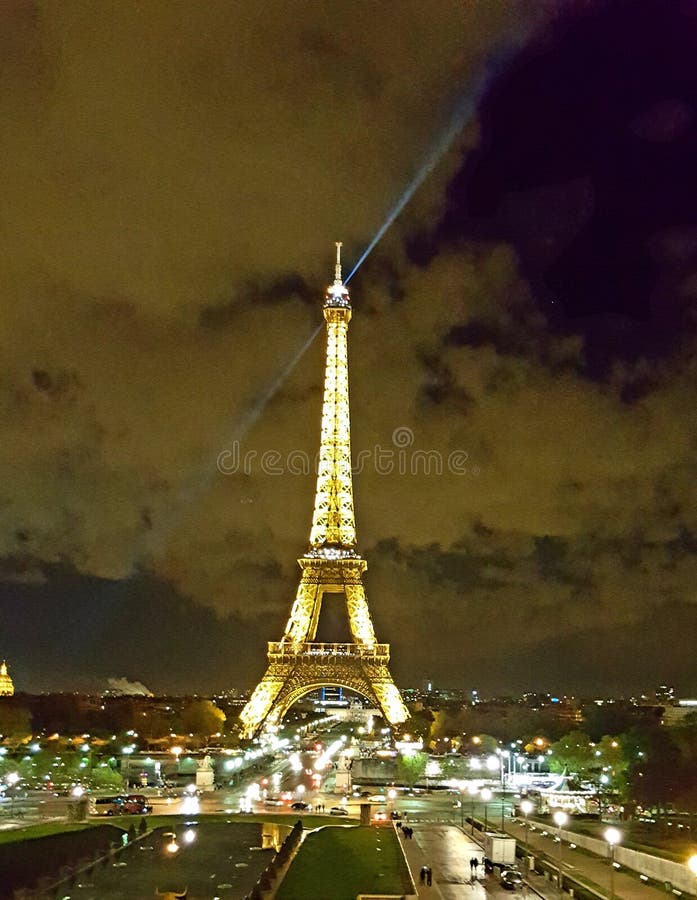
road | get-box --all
[0,745,682,900]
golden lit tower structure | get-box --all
[0,660,14,696]
[239,244,409,738]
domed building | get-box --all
[0,660,14,696]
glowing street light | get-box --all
[688,852,697,896]
[605,827,621,900]
[520,799,534,875]
[553,811,568,898]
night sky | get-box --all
[2,0,697,697]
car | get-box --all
[368,794,385,802]
[264,797,284,806]
[290,801,310,810]
[329,806,348,816]
[372,810,388,822]
[500,868,524,890]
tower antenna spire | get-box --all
[334,241,343,284]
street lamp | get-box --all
[500,750,509,830]
[604,827,621,900]
[481,787,493,834]
[6,772,19,816]
[688,854,697,894]
[553,810,568,898]
[520,799,534,875]
[468,784,479,835]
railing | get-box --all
[268,641,389,661]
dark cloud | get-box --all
[2,1,697,698]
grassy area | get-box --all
[80,822,272,899]
[0,823,125,900]
[0,821,92,845]
[277,825,411,900]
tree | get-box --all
[0,702,32,741]
[395,751,428,788]
[90,764,124,790]
[548,731,594,777]
[403,710,434,742]
[181,700,226,742]
[628,729,682,821]
[582,703,646,742]
[473,734,499,754]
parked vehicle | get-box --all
[500,868,524,890]
[329,806,348,816]
[290,801,310,810]
[102,796,152,816]
[483,835,517,873]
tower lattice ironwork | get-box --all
[239,244,409,738]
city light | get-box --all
[605,827,621,846]
[688,855,697,877]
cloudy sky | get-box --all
[2,0,697,697]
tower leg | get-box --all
[283,576,322,644]
[345,583,377,645]
[238,671,287,739]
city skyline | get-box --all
[2,1,697,698]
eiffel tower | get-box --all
[239,244,409,738]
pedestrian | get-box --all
[426,866,433,887]
[420,866,427,884]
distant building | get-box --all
[0,660,14,696]
[655,685,676,703]
[662,699,697,726]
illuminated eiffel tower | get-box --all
[239,244,409,738]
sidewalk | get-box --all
[397,823,446,898]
